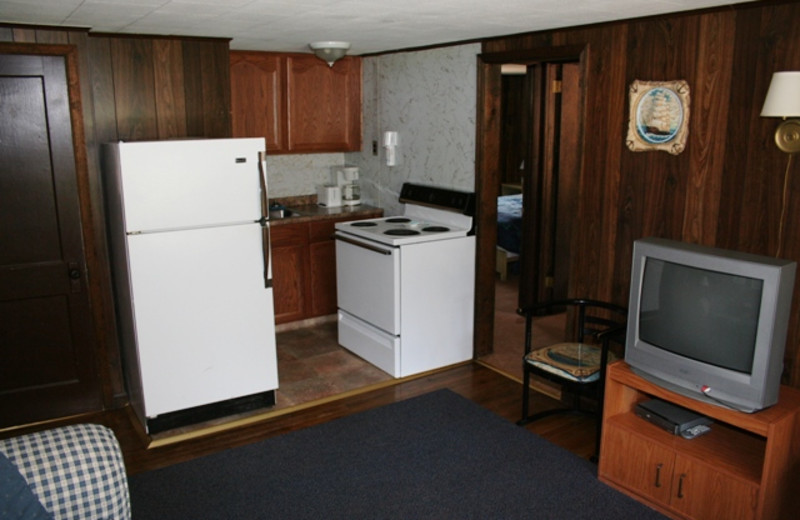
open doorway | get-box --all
[476,50,585,384]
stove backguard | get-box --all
[398,183,475,218]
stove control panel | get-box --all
[399,183,475,216]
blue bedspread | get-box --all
[497,194,522,253]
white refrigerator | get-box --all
[103,138,278,434]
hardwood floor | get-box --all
[0,362,595,475]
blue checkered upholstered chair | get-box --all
[0,423,130,520]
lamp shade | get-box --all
[761,71,800,117]
[309,41,350,67]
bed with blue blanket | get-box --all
[497,193,522,254]
[496,194,522,279]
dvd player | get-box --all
[634,399,712,435]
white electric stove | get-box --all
[334,183,475,377]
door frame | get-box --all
[1,43,115,417]
[474,45,587,357]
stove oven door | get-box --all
[335,233,400,333]
[335,233,401,376]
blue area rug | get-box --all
[129,389,665,519]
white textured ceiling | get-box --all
[1,0,755,54]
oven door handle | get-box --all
[335,234,394,255]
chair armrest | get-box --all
[594,323,627,344]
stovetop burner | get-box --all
[334,184,474,246]
[384,229,420,236]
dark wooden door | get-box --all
[0,52,102,427]
[519,61,581,307]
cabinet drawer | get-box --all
[270,223,308,246]
[308,219,337,242]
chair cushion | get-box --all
[0,451,53,520]
[524,342,617,383]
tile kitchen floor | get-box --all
[275,321,392,408]
[150,321,391,441]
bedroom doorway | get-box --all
[475,47,586,377]
[513,60,581,308]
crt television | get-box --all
[625,237,796,413]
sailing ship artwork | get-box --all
[626,80,690,155]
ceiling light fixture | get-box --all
[309,41,350,67]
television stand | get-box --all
[598,361,800,520]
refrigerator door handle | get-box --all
[258,151,272,288]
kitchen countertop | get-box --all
[269,194,383,226]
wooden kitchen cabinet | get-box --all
[308,219,339,317]
[598,362,800,520]
[230,52,286,152]
[230,51,361,154]
[270,223,309,324]
[285,54,361,153]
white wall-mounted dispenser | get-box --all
[383,131,398,166]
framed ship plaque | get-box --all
[626,80,690,155]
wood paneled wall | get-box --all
[482,0,800,386]
[0,25,233,406]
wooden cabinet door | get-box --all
[230,52,286,152]
[309,240,337,316]
[0,52,103,427]
[309,219,338,317]
[271,224,309,324]
[670,455,758,520]
[286,54,361,152]
[601,424,676,505]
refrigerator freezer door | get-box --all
[114,138,266,233]
[126,223,277,417]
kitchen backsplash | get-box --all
[265,152,346,198]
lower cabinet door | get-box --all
[309,236,337,317]
[601,424,675,505]
[670,456,758,520]
[272,241,308,323]
[603,423,760,520]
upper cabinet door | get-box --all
[286,54,362,153]
[230,52,286,153]
[230,51,361,154]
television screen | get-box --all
[639,259,763,374]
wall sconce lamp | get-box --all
[761,71,800,258]
[309,41,350,67]
[761,71,800,154]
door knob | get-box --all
[68,262,82,293]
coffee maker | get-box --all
[332,166,361,206]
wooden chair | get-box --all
[517,298,627,459]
